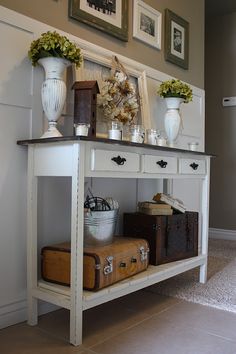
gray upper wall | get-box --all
[0,0,205,89]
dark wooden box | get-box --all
[123,211,198,265]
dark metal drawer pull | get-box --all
[119,262,126,268]
[111,155,126,165]
[190,162,199,170]
[156,160,168,168]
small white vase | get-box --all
[38,57,71,138]
[164,97,183,147]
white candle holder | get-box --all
[129,125,145,143]
[188,142,199,151]
[146,129,160,145]
[74,123,90,136]
[108,121,123,140]
[156,137,167,146]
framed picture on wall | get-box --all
[69,0,128,41]
[164,9,189,69]
[133,0,162,50]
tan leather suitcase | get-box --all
[41,242,71,286]
[41,237,149,291]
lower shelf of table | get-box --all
[35,255,206,311]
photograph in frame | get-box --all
[69,0,128,41]
[133,0,162,50]
[164,9,189,69]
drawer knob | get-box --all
[111,155,126,165]
[190,162,199,170]
[156,159,168,168]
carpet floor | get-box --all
[146,239,236,313]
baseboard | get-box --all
[0,298,27,329]
[0,298,60,329]
[209,227,236,241]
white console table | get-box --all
[18,136,212,346]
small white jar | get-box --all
[130,125,145,143]
[75,123,90,136]
[156,137,167,146]
[108,121,123,140]
[188,142,199,151]
[146,129,160,145]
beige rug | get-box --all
[146,239,236,313]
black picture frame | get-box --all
[165,9,189,69]
[69,0,128,41]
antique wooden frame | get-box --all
[165,9,189,69]
[69,0,128,41]
[72,41,152,137]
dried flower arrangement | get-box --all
[97,57,139,125]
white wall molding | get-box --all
[209,227,236,241]
[0,298,59,329]
[0,298,27,329]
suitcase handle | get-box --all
[111,155,127,165]
[156,159,168,168]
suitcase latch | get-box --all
[139,246,149,262]
[103,256,113,275]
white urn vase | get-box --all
[38,57,71,138]
[164,97,183,147]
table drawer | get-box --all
[143,155,177,174]
[91,149,140,172]
[179,158,206,174]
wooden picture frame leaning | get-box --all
[69,0,128,41]
[165,9,189,69]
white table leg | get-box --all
[199,157,210,284]
[69,144,85,346]
[27,147,38,325]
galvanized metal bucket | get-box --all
[84,209,118,247]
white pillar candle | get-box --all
[188,142,199,151]
[147,134,157,145]
[131,133,144,143]
[146,129,159,145]
[75,124,89,136]
[129,125,145,143]
[108,129,122,140]
[157,137,167,146]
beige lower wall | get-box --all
[0,0,204,88]
[206,12,236,229]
